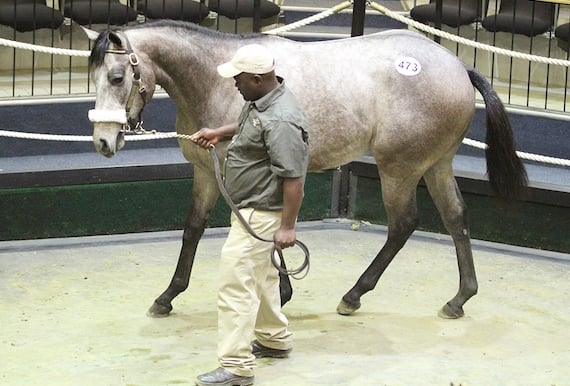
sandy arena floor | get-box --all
[1,221,569,386]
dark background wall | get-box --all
[1,100,568,253]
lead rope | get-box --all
[207,144,310,280]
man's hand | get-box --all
[190,123,239,148]
[273,227,296,250]
[190,128,218,149]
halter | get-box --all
[88,31,149,134]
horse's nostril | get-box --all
[99,138,109,151]
[98,138,115,157]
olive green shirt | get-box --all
[224,79,309,211]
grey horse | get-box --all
[85,21,527,319]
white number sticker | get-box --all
[395,57,422,76]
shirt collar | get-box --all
[252,77,285,112]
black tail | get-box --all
[466,66,528,200]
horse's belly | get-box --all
[306,127,372,172]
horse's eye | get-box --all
[110,74,124,86]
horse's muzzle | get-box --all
[93,124,125,157]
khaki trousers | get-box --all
[218,208,292,377]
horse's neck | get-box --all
[134,28,238,129]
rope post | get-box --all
[434,0,442,44]
[351,0,367,37]
[253,0,262,33]
[335,0,368,218]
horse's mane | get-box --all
[89,20,264,70]
[129,19,264,40]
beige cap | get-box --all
[217,44,275,78]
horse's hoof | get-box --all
[336,299,361,316]
[147,301,173,318]
[438,303,464,319]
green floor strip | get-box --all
[0,173,333,241]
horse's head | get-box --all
[85,27,155,157]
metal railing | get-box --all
[0,0,281,99]
[1,0,570,115]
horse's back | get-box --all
[270,30,475,171]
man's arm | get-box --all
[190,123,238,148]
[273,176,304,250]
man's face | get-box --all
[233,72,263,101]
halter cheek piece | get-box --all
[88,32,148,134]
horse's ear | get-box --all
[107,31,123,48]
[80,25,101,41]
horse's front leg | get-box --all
[148,167,219,317]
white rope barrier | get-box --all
[0,129,176,142]
[0,129,92,142]
[0,1,568,169]
[2,128,568,167]
[264,1,353,35]
[461,138,570,167]
[368,2,570,67]
[2,1,569,67]
[0,37,90,57]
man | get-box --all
[192,44,309,386]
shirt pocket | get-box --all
[241,114,265,146]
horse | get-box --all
[84,20,527,320]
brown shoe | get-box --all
[251,340,292,358]
[195,367,254,386]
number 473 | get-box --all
[398,60,419,73]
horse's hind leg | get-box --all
[423,159,478,319]
[337,175,419,315]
